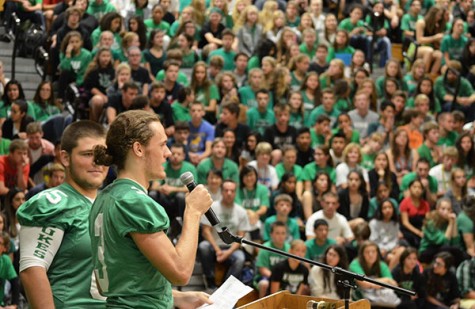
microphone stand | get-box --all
[218,227,415,309]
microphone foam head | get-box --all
[180,171,195,186]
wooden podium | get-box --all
[237,291,370,309]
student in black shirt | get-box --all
[295,127,314,168]
[270,240,309,295]
[149,82,174,136]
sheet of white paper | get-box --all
[198,275,253,309]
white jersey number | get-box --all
[94,214,109,293]
[39,190,67,204]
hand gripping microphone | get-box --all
[180,172,220,226]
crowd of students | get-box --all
[0,0,474,307]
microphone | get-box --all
[180,172,220,227]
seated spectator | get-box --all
[435,61,475,122]
[263,194,300,243]
[206,168,223,202]
[149,83,174,137]
[400,178,431,248]
[368,152,400,200]
[309,245,349,299]
[29,81,61,123]
[269,172,305,224]
[0,232,18,309]
[302,171,332,220]
[444,168,470,215]
[253,221,290,298]
[391,247,426,309]
[335,143,369,190]
[215,102,250,150]
[235,166,269,241]
[437,112,459,148]
[306,192,354,245]
[305,219,336,262]
[338,170,370,228]
[171,87,193,123]
[2,100,34,140]
[263,104,297,165]
[348,91,379,142]
[196,138,239,185]
[423,252,461,309]
[26,163,65,199]
[106,82,139,124]
[0,81,33,126]
[247,142,279,192]
[349,241,400,306]
[198,180,251,290]
[429,147,458,198]
[270,239,309,295]
[26,122,55,184]
[457,196,475,258]
[188,101,214,165]
[246,89,275,136]
[0,140,29,197]
[369,198,404,269]
[456,256,475,309]
[401,158,438,206]
[419,198,467,267]
[58,31,92,100]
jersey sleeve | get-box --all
[17,187,79,230]
[112,192,170,237]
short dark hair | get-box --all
[313,219,329,230]
[122,81,140,92]
[256,88,270,97]
[316,114,331,124]
[222,102,240,116]
[61,121,106,154]
[221,29,235,38]
[174,121,190,131]
[297,127,311,136]
[270,221,287,233]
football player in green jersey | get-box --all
[18,120,108,309]
[90,110,213,308]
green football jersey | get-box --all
[89,178,173,309]
[17,183,105,309]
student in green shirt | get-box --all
[275,145,304,182]
[305,219,336,262]
[365,1,391,68]
[434,61,475,120]
[308,88,341,127]
[58,31,92,100]
[338,5,368,60]
[91,12,123,49]
[326,30,355,63]
[417,121,441,168]
[208,29,237,71]
[254,221,290,298]
[144,4,171,34]
[264,194,301,242]
[419,198,463,265]
[299,28,318,60]
[400,0,423,42]
[310,114,331,148]
[349,241,398,303]
[437,112,459,147]
[86,0,117,20]
[246,89,275,135]
[441,19,468,64]
[171,87,193,122]
[190,61,220,124]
